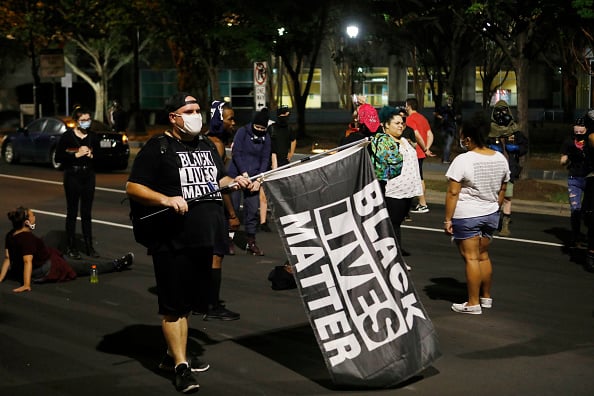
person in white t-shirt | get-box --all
[444,113,510,315]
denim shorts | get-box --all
[451,211,500,240]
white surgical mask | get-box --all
[79,120,92,130]
[26,221,36,230]
[180,113,203,136]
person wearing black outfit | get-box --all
[55,107,100,259]
[126,92,251,393]
[270,105,296,168]
[560,116,589,247]
[202,100,241,321]
[108,100,127,132]
[260,106,296,232]
[580,109,594,272]
[434,95,458,164]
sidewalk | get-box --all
[127,131,570,218]
[422,159,570,218]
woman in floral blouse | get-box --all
[370,106,423,261]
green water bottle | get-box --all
[90,264,99,284]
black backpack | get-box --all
[128,135,172,248]
[267,262,297,290]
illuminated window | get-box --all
[406,67,434,108]
[475,68,517,106]
[280,68,322,109]
[361,67,389,107]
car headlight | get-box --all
[121,134,129,144]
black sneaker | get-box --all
[86,246,100,258]
[66,247,81,260]
[410,204,429,214]
[175,363,200,393]
[113,252,134,271]
[203,305,240,321]
[159,354,210,373]
[259,222,272,232]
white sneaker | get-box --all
[480,297,493,308]
[410,204,429,214]
[451,302,482,315]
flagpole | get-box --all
[138,137,370,220]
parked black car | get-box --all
[1,116,130,170]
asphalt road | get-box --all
[0,161,593,396]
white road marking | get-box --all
[2,173,566,246]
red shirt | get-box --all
[406,112,431,159]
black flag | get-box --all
[263,141,441,387]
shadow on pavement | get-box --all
[423,277,467,303]
[96,324,216,378]
[233,324,435,392]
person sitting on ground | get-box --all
[1,206,133,293]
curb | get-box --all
[424,189,569,218]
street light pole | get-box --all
[346,24,359,112]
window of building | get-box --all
[219,69,253,109]
[279,68,322,108]
[406,67,435,108]
[140,69,177,109]
[360,67,389,107]
[475,68,517,106]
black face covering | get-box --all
[252,124,267,137]
[494,109,512,127]
[573,132,586,142]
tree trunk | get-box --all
[512,53,530,178]
[292,76,307,139]
[207,64,220,100]
[513,57,530,142]
[562,73,578,122]
[91,80,103,123]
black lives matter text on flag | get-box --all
[263,142,441,388]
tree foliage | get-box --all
[0,0,593,134]
[53,0,158,121]
[0,1,63,116]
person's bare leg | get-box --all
[501,197,512,216]
[457,236,481,306]
[162,314,189,366]
[259,189,268,224]
[478,236,493,298]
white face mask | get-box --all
[26,221,36,230]
[180,113,203,136]
[79,120,92,130]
